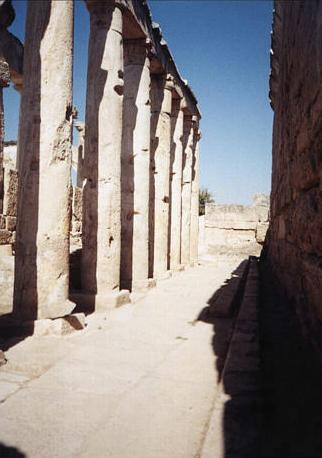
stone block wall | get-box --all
[0,163,17,315]
[0,166,17,250]
[267,1,322,338]
[200,194,269,258]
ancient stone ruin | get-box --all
[199,194,269,259]
[0,0,201,322]
[0,1,322,456]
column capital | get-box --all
[164,74,175,91]
[86,0,122,15]
[171,97,183,116]
[123,38,152,65]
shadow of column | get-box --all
[198,258,261,457]
[0,442,25,458]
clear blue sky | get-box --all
[5,0,273,205]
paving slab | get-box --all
[0,258,247,458]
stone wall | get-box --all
[267,1,322,340]
[200,194,269,258]
[0,144,18,314]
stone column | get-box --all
[0,59,9,214]
[121,39,151,291]
[150,74,173,279]
[14,0,74,320]
[82,1,125,306]
[169,97,184,270]
[74,121,85,188]
[190,129,201,265]
[181,115,194,266]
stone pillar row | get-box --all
[13,0,201,321]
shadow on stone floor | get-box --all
[197,259,249,381]
[259,261,322,458]
[198,257,261,458]
[0,313,32,352]
[0,442,26,457]
[198,256,322,458]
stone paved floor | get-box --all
[0,258,245,458]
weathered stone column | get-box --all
[74,121,85,188]
[150,74,173,279]
[0,59,9,214]
[82,1,125,306]
[181,115,194,266]
[121,39,151,291]
[169,97,184,270]
[14,0,74,320]
[190,129,201,265]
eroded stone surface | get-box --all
[267,0,322,337]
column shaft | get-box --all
[121,39,151,291]
[181,116,194,265]
[0,87,4,214]
[169,99,184,270]
[190,135,200,265]
[82,2,124,299]
[150,75,172,279]
[14,0,74,320]
[0,59,10,214]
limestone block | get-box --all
[256,222,269,244]
[72,220,81,234]
[0,243,12,255]
[0,253,14,315]
[29,313,86,337]
[0,229,12,244]
[3,168,18,216]
[254,205,269,222]
[5,215,16,231]
[0,214,5,229]
[252,194,269,207]
[72,186,82,222]
[51,313,86,336]
[205,204,258,230]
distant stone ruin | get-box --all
[199,194,269,259]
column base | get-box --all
[171,264,185,272]
[39,299,76,320]
[70,290,130,311]
[156,270,172,281]
[0,313,86,338]
[25,313,86,336]
[132,278,157,292]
